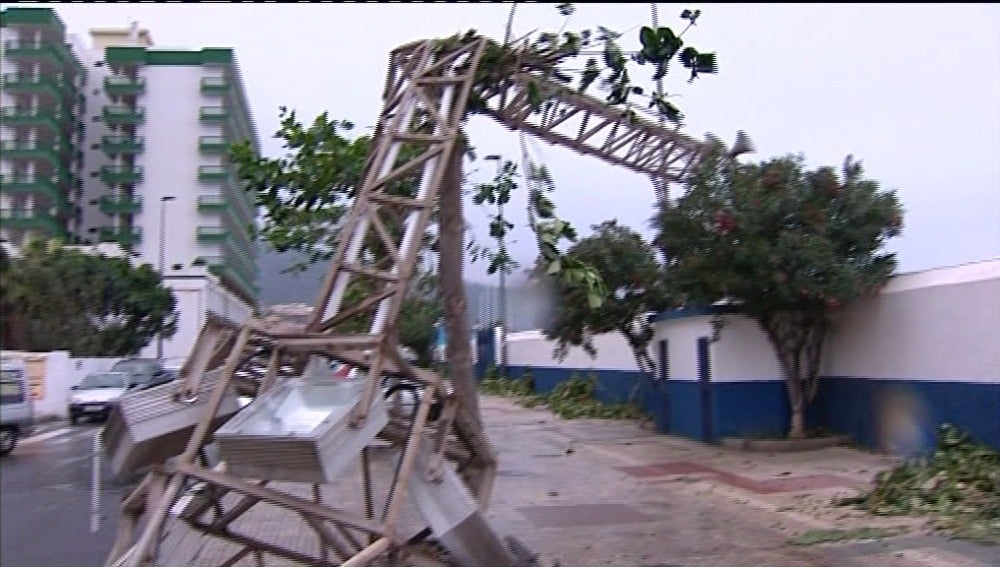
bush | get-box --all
[546,373,646,420]
[480,368,646,421]
[479,365,534,397]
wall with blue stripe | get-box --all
[482,260,1000,452]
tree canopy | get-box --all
[0,240,177,356]
[540,220,671,375]
[653,146,904,437]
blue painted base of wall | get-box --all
[811,377,1000,453]
[488,364,1000,452]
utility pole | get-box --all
[484,155,508,380]
[156,195,176,360]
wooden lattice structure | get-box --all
[103,35,715,567]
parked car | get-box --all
[109,357,174,391]
[1,359,35,456]
[68,371,132,424]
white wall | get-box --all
[651,314,781,382]
[825,259,1000,383]
[79,45,113,242]
[1,351,122,419]
[134,64,222,274]
[139,272,252,363]
[653,316,706,381]
[508,259,1000,387]
[505,329,638,371]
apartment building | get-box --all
[0,7,86,245]
[82,34,260,306]
[1,7,261,361]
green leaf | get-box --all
[578,58,601,93]
[588,289,603,309]
[527,80,543,110]
[547,259,562,275]
[640,26,658,49]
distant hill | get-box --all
[256,243,327,306]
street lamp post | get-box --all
[156,195,176,360]
[484,155,508,380]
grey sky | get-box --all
[26,2,1000,283]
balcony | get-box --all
[0,140,62,165]
[196,226,228,242]
[200,76,229,94]
[102,105,145,125]
[193,255,225,268]
[98,195,143,215]
[98,226,142,246]
[198,135,228,153]
[0,208,64,236]
[0,106,63,130]
[197,165,228,182]
[197,194,228,212]
[1,73,63,98]
[100,165,143,185]
[207,262,258,301]
[103,75,146,96]
[198,106,228,122]
[105,46,148,67]
[100,135,144,155]
[0,174,71,212]
[2,40,70,66]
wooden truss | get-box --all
[104,35,706,567]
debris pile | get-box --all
[840,423,1000,543]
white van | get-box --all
[1,359,35,456]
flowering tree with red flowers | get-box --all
[653,145,904,438]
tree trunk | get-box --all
[759,311,829,440]
[439,136,497,508]
[790,405,806,439]
[439,136,481,426]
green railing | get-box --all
[200,76,229,94]
[100,135,144,155]
[97,226,142,245]
[102,105,145,125]
[98,195,143,214]
[198,106,228,122]
[100,165,144,185]
[103,75,146,96]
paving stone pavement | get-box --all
[152,395,999,567]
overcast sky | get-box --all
[22,2,1000,283]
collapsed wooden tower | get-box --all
[102,35,710,567]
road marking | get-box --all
[19,427,75,445]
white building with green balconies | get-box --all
[2,7,261,362]
[0,7,86,245]
[80,39,261,311]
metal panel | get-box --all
[103,369,240,477]
[408,441,512,567]
[215,378,389,483]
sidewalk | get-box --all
[155,395,999,567]
[480,396,998,567]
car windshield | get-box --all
[111,359,159,376]
[79,372,128,389]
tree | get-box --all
[653,146,904,438]
[230,109,448,360]
[0,239,177,356]
[540,220,672,376]
[229,3,721,426]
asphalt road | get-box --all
[0,421,135,567]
